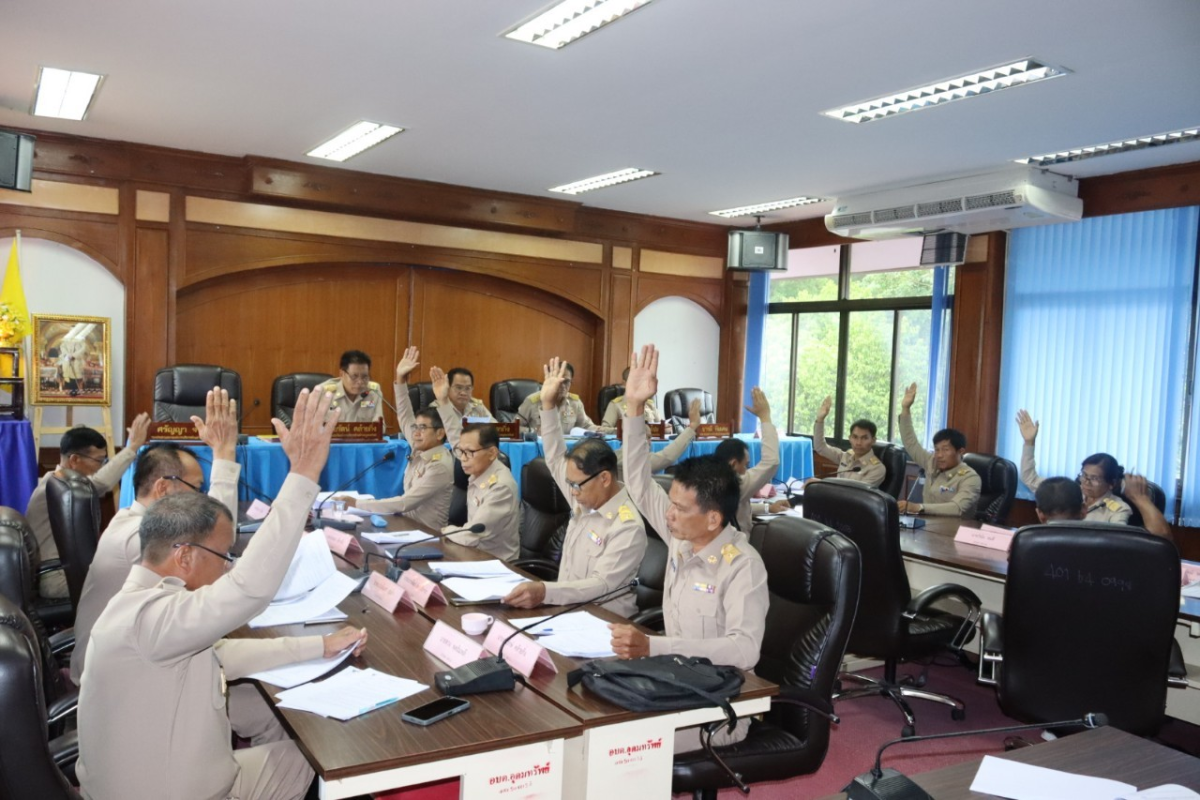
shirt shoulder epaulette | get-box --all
[721,543,741,564]
[618,504,637,522]
[367,381,382,392]
[525,391,541,403]
[471,397,484,405]
[956,467,972,477]
[870,457,880,465]
[1103,497,1123,512]
[568,392,580,401]
[487,473,498,486]
[430,451,442,461]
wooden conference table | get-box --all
[234,514,777,800]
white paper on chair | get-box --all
[274,533,337,603]
[249,571,359,628]
[969,755,1135,799]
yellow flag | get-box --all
[0,236,31,343]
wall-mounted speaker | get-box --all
[0,131,35,193]
[727,230,789,271]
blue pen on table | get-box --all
[358,696,401,716]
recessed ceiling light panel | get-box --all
[709,196,824,219]
[549,167,658,194]
[822,58,1070,124]
[306,121,404,162]
[1016,126,1200,167]
[505,0,656,50]
[32,66,104,121]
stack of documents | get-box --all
[247,644,358,689]
[516,611,615,658]
[275,667,427,721]
[362,530,436,546]
[249,533,358,628]
[432,560,524,602]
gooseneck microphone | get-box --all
[362,524,487,574]
[836,466,863,475]
[314,451,398,530]
[845,712,1109,800]
[435,579,639,697]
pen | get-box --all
[357,697,401,716]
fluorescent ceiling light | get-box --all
[505,0,656,50]
[32,67,103,121]
[822,58,1070,124]
[549,167,658,194]
[709,196,824,219]
[306,121,403,162]
[1016,125,1200,167]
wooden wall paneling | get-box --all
[720,272,750,431]
[1079,161,1200,219]
[116,184,136,427]
[576,208,728,255]
[131,228,170,420]
[634,273,724,322]
[607,272,634,389]
[0,206,123,282]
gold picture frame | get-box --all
[31,314,111,406]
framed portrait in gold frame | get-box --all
[31,314,111,406]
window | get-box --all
[765,239,953,446]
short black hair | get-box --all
[1081,452,1123,486]
[468,423,500,450]
[563,362,575,378]
[60,426,107,458]
[1036,477,1085,519]
[932,428,967,451]
[850,419,877,438]
[568,438,617,477]
[447,368,474,386]
[714,437,749,464]
[340,350,371,371]
[415,406,445,431]
[672,456,741,527]
[621,367,630,381]
[133,443,196,498]
[140,492,232,565]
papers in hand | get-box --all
[274,666,427,721]
[247,643,357,689]
[362,530,436,546]
[431,560,524,602]
[249,571,359,628]
[431,560,521,579]
[275,533,337,603]
[515,611,615,658]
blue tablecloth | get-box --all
[118,434,813,508]
[0,419,38,514]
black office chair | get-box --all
[447,451,512,528]
[873,443,908,500]
[407,382,437,414]
[673,516,861,798]
[1119,478,1168,529]
[271,372,332,427]
[511,457,570,578]
[979,524,1185,736]
[0,596,80,798]
[963,452,1018,525]
[44,470,101,611]
[804,479,981,736]
[153,364,243,428]
[663,388,716,428]
[488,379,540,424]
[0,507,73,631]
[597,384,624,421]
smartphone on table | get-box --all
[400,696,471,726]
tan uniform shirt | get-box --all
[735,422,780,534]
[70,458,242,685]
[315,377,385,431]
[76,474,323,800]
[614,425,696,482]
[623,413,768,672]
[602,395,662,428]
[518,392,612,435]
[355,384,454,530]
[435,397,494,424]
[540,412,645,617]
[1019,444,1132,525]
[443,459,520,561]
[25,445,138,598]
[812,419,886,488]
[899,413,981,517]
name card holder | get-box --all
[322,528,361,557]
[361,572,405,612]
[398,568,446,608]
[331,420,384,443]
[147,421,201,441]
[954,523,1016,552]
[245,499,271,520]
[694,423,732,439]
[616,419,667,439]
[423,620,489,668]
[465,420,521,440]
[483,620,558,679]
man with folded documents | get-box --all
[609,345,768,751]
[77,389,368,800]
[503,357,646,617]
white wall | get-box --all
[0,237,126,447]
[633,296,720,416]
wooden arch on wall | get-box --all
[0,226,121,283]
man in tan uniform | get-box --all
[71,389,241,684]
[614,397,700,481]
[896,383,981,517]
[24,413,150,598]
[711,387,779,532]
[503,357,646,617]
[439,367,494,423]
[315,349,385,431]
[600,367,664,428]
[432,366,520,560]
[517,361,614,435]
[342,347,454,529]
[76,388,368,800]
[610,345,769,751]
[805,394,886,489]
[1035,475,1172,539]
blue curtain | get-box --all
[924,266,952,444]
[1183,313,1200,526]
[742,271,770,432]
[996,206,1199,513]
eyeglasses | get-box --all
[1077,472,1109,486]
[410,423,435,432]
[173,541,237,568]
[74,453,109,466]
[165,475,204,493]
[450,384,474,394]
[453,446,483,459]
[343,372,371,383]
[567,471,603,493]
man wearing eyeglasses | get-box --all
[503,358,646,616]
[24,412,151,600]
[896,383,981,518]
[71,388,242,684]
[433,366,520,561]
[516,360,614,436]
[339,347,454,529]
[314,349,385,430]
[77,388,368,800]
[437,366,494,424]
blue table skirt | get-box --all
[118,434,813,508]
[0,419,38,514]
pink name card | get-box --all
[361,572,405,613]
[398,569,446,608]
[423,620,488,668]
[245,499,272,520]
[322,528,361,556]
[483,620,557,679]
[955,523,1016,552]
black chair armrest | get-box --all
[510,558,560,582]
[981,612,1003,656]
[37,558,63,576]
[47,686,80,726]
[50,730,80,782]
[774,685,840,724]
[905,582,983,617]
[1169,640,1189,688]
[630,607,664,632]
[49,628,76,656]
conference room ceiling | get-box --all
[2,0,1198,226]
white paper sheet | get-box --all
[969,755,1136,799]
[432,560,522,580]
[1120,786,1200,800]
[302,608,349,625]
[362,530,436,545]
[247,644,357,689]
[274,532,337,603]
[312,491,375,510]
[275,666,427,721]
[514,612,615,657]
[441,576,524,602]
[249,571,359,628]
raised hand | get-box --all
[395,346,420,383]
[126,411,151,450]
[745,386,771,423]
[541,357,570,410]
[624,345,659,407]
[901,382,917,411]
[192,387,238,461]
[688,398,702,429]
[816,395,832,422]
[273,387,339,482]
[1016,409,1039,444]
[430,366,449,404]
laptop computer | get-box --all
[899,475,926,529]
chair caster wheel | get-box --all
[901,725,915,738]
[952,708,966,721]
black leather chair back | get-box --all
[663,388,715,427]
[1120,479,1168,529]
[803,479,910,657]
[0,507,72,632]
[0,596,80,800]
[1000,524,1179,735]
[407,382,436,414]
[873,443,907,500]
[271,372,332,427]
[636,533,668,614]
[597,384,623,420]
[519,458,569,561]
[44,470,100,609]
[963,452,1018,525]
[489,379,540,424]
[448,451,512,527]
[154,364,243,428]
